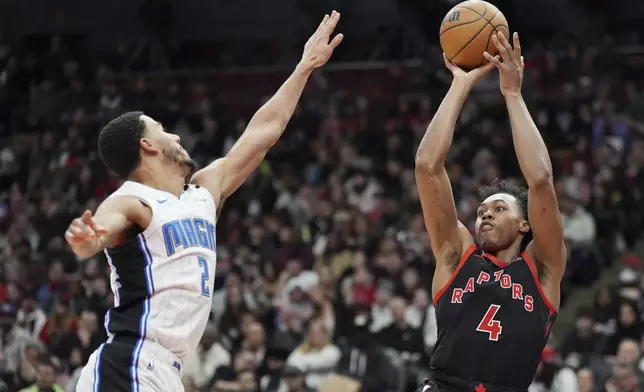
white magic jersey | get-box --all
[103,181,217,363]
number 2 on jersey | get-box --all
[476,304,502,341]
[198,257,211,297]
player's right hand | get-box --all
[299,10,344,70]
[444,53,497,87]
[65,210,108,245]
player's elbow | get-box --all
[526,170,553,189]
[415,154,442,174]
[249,110,288,143]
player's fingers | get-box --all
[81,209,92,221]
[483,52,502,68]
[513,32,521,61]
[81,210,96,229]
[491,34,510,64]
[480,56,498,72]
[311,14,329,39]
[318,14,329,31]
[497,32,514,60]
[329,33,344,49]
[66,227,91,241]
[443,53,454,69]
[64,230,77,242]
[497,31,516,63]
[94,224,109,236]
[322,10,340,38]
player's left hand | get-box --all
[300,11,344,70]
[483,32,523,96]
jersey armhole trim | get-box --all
[521,251,557,315]
[433,243,477,305]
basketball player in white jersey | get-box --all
[66,11,343,392]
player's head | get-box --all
[98,111,195,179]
[476,179,530,253]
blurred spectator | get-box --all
[18,355,63,392]
[559,307,600,368]
[280,366,314,392]
[529,347,578,392]
[604,363,643,392]
[576,368,596,392]
[559,188,599,286]
[184,323,231,389]
[603,302,643,356]
[213,350,257,392]
[286,319,340,389]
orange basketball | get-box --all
[439,0,510,69]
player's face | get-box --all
[475,193,529,252]
[140,115,195,175]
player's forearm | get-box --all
[230,63,313,154]
[505,94,553,186]
[415,81,471,172]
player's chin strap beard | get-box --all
[162,148,197,177]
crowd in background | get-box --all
[1,20,644,392]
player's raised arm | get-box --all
[484,32,566,282]
[190,11,344,204]
[65,196,151,259]
[415,56,494,274]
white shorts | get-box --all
[76,339,184,392]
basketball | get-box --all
[439,0,510,69]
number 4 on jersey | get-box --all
[476,304,503,341]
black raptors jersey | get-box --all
[429,244,557,392]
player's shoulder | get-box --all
[98,193,146,213]
[181,183,217,211]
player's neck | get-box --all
[490,242,522,265]
[131,165,185,197]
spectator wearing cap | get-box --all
[0,303,43,374]
[279,259,320,324]
[286,319,340,389]
[18,355,63,392]
[258,346,291,392]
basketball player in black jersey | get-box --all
[414,32,565,392]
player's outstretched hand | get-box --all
[483,32,523,96]
[444,53,497,88]
[65,210,108,246]
[300,11,344,70]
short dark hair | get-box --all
[478,179,529,219]
[98,111,146,178]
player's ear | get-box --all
[519,219,530,235]
[139,138,159,156]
